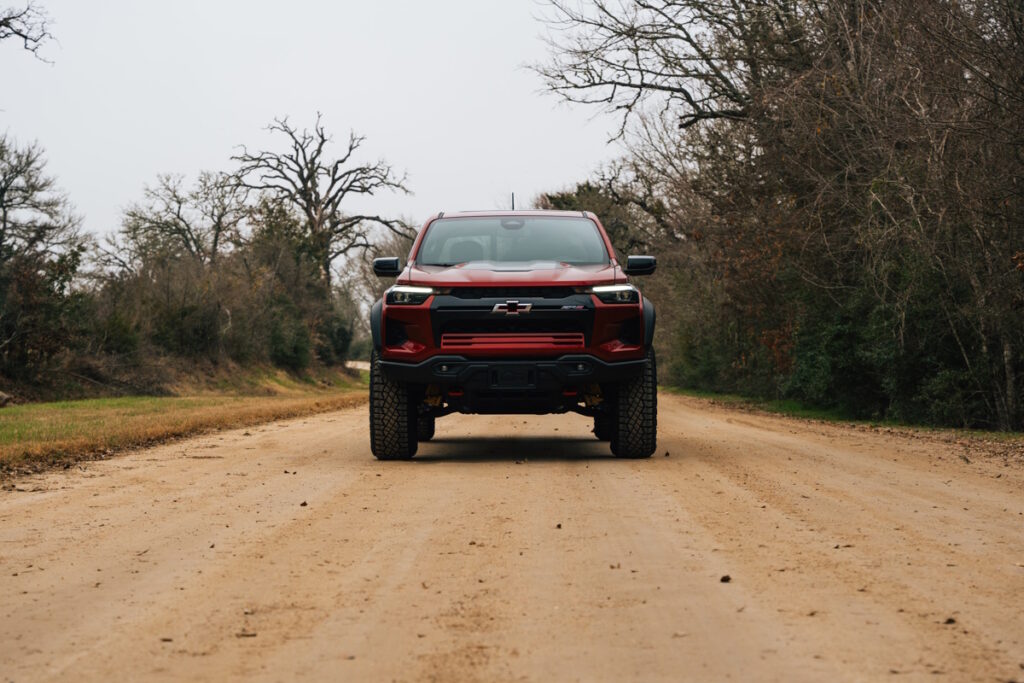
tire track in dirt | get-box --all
[1,395,1022,681]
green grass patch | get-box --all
[1,379,367,474]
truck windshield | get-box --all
[416,217,609,266]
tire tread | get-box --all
[611,348,657,458]
[369,351,417,460]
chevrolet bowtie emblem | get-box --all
[491,300,532,315]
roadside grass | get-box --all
[1,369,368,475]
[661,385,1024,441]
[662,386,851,421]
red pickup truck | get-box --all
[368,210,657,460]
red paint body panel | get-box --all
[405,262,620,288]
[379,211,647,365]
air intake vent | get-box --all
[440,332,585,350]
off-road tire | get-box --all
[369,351,418,460]
[593,415,614,441]
[417,415,436,441]
[610,348,657,458]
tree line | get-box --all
[0,115,409,396]
[536,0,1023,430]
[1,3,414,399]
[3,1,1020,430]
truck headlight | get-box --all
[386,285,434,305]
[588,284,640,304]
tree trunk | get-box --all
[321,256,332,288]
[1004,338,1018,430]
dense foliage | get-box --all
[539,0,1023,429]
[0,120,402,394]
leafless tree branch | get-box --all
[232,114,410,286]
[0,2,53,60]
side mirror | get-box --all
[373,257,401,277]
[624,255,656,276]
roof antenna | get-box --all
[511,192,515,210]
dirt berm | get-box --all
[2,394,1022,681]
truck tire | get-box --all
[369,351,418,460]
[593,415,614,441]
[610,348,657,458]
[417,415,436,441]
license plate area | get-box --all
[490,366,536,389]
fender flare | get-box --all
[370,300,383,352]
[642,297,656,348]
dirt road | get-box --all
[2,394,1022,682]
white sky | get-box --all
[2,0,620,237]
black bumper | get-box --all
[379,354,647,415]
[378,354,646,387]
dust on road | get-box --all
[2,394,1022,682]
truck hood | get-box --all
[400,261,624,287]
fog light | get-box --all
[440,365,449,372]
[576,363,586,371]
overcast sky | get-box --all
[3,0,620,238]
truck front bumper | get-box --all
[378,354,648,415]
[378,354,646,387]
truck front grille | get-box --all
[446,287,575,299]
[430,291,594,348]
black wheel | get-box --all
[610,348,657,458]
[593,414,613,441]
[369,350,418,460]
[417,415,436,441]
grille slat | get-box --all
[441,332,585,350]
[442,318,585,335]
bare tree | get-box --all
[0,133,81,264]
[0,133,83,370]
[0,2,52,58]
[535,1,814,135]
[538,0,1023,429]
[232,115,410,287]
[120,172,246,267]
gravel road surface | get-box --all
[2,394,1022,681]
